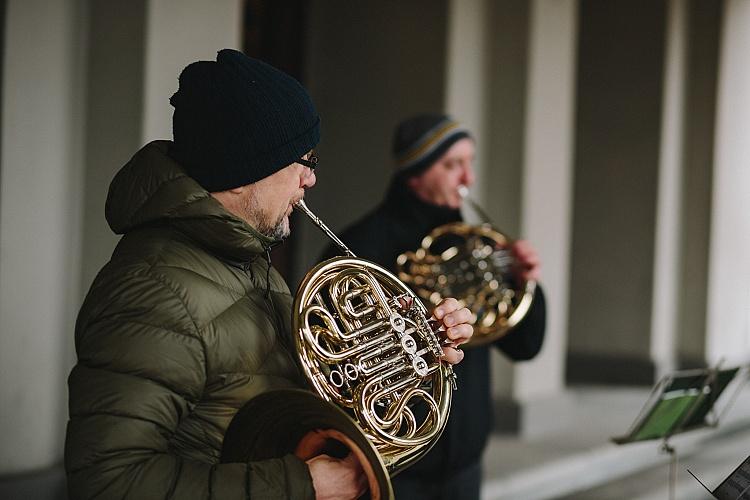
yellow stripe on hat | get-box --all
[397,121,462,168]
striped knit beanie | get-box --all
[169,49,320,192]
[392,114,471,177]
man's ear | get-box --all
[210,185,247,208]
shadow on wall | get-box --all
[0,465,66,500]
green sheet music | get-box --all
[631,391,701,441]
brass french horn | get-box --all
[396,187,535,346]
[222,200,456,500]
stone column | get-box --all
[515,0,577,407]
[79,0,148,293]
[444,0,577,433]
[650,0,688,379]
[141,0,243,142]
[445,0,526,429]
[705,0,750,366]
[444,0,488,184]
[80,0,242,291]
[0,0,243,477]
[673,0,722,369]
[0,0,87,473]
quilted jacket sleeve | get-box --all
[64,271,314,500]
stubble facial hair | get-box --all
[243,187,289,240]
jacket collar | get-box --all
[106,141,278,262]
[383,177,462,231]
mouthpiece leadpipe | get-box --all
[294,199,356,257]
[457,185,493,224]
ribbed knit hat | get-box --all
[392,114,471,177]
[169,49,320,192]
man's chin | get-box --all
[278,217,291,240]
[444,198,463,210]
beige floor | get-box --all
[1,382,747,500]
[480,382,750,500]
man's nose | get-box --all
[461,163,475,186]
[302,169,316,189]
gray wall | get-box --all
[0,0,241,478]
[2,0,747,486]
[483,0,530,237]
[80,0,146,293]
[295,0,448,286]
[676,0,721,367]
[567,0,666,383]
[483,0,531,401]
[704,0,750,366]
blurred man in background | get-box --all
[324,114,547,499]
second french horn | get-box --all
[396,187,536,346]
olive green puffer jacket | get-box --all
[65,141,314,500]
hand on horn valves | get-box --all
[433,297,473,364]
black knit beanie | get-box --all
[169,49,320,192]
[392,114,471,177]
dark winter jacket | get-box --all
[65,141,314,499]
[322,179,546,477]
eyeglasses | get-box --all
[297,153,318,170]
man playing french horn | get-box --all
[64,52,472,500]
[323,114,547,500]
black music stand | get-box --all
[611,366,744,500]
[688,455,750,499]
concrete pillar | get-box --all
[651,0,722,376]
[515,0,577,403]
[444,0,522,403]
[0,0,243,477]
[79,0,147,293]
[482,0,530,237]
[444,0,528,426]
[706,0,750,366]
[650,0,688,379]
[444,0,577,433]
[141,0,242,142]
[674,0,722,368]
[0,0,87,473]
[444,0,488,193]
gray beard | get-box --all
[245,193,289,240]
[263,218,288,240]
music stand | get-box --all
[611,366,744,500]
[688,455,750,500]
[613,366,741,444]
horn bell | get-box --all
[221,388,394,500]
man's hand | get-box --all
[511,240,541,282]
[433,297,473,363]
[307,452,367,500]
